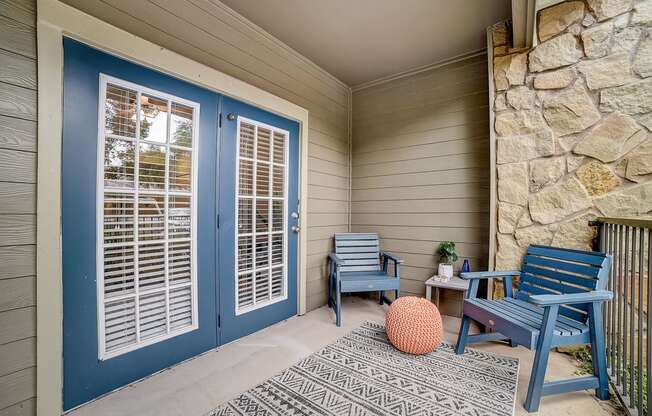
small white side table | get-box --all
[425,275,470,308]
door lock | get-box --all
[226,113,235,121]
[291,225,301,233]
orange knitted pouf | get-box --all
[385,296,443,355]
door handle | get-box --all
[291,225,300,233]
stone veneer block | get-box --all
[567,154,585,171]
[495,93,508,111]
[498,202,523,234]
[600,78,652,114]
[576,160,621,196]
[515,224,555,247]
[529,156,566,192]
[613,26,642,53]
[583,13,597,27]
[586,0,633,21]
[529,33,583,72]
[506,86,535,109]
[494,53,527,91]
[528,176,592,224]
[496,131,555,164]
[574,112,646,162]
[581,22,614,58]
[498,162,529,206]
[624,139,652,181]
[533,67,577,89]
[631,1,652,25]
[633,33,652,78]
[542,82,601,136]
[551,213,599,250]
[538,1,585,41]
[639,113,652,130]
[595,181,652,216]
[578,53,631,90]
[495,234,526,270]
[495,110,548,136]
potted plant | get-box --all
[437,241,458,280]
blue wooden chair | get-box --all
[328,233,402,326]
[454,245,613,412]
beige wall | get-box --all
[351,55,491,313]
[60,0,352,312]
[0,0,37,414]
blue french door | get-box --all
[61,39,299,410]
[218,97,299,344]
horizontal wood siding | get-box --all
[60,0,352,312]
[351,54,490,309]
[0,0,37,413]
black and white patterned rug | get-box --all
[209,321,519,416]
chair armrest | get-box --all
[460,270,520,280]
[529,290,613,306]
[380,251,403,264]
[329,253,343,267]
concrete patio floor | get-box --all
[68,296,626,416]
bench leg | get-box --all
[589,302,609,400]
[455,315,472,355]
[395,289,399,300]
[335,282,342,327]
[524,305,558,413]
[509,339,518,348]
[327,274,333,309]
[379,291,384,305]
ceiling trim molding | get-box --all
[207,0,349,90]
[351,47,487,92]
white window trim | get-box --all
[96,74,200,360]
[234,116,290,316]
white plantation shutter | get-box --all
[235,118,289,314]
[98,75,199,359]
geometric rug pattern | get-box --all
[208,321,519,416]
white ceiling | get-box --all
[220,0,511,86]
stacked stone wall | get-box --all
[491,0,652,276]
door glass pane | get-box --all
[235,118,288,313]
[239,122,255,158]
[139,143,166,191]
[138,194,165,241]
[170,103,193,147]
[98,79,198,359]
[169,148,192,192]
[140,94,168,144]
[105,85,137,138]
[169,195,191,239]
[104,138,135,189]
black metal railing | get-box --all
[594,217,652,416]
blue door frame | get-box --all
[61,39,300,410]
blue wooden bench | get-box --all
[328,233,402,326]
[454,245,613,412]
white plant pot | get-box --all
[438,263,454,279]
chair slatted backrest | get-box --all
[334,233,381,273]
[517,245,611,324]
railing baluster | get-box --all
[616,225,625,386]
[647,228,651,416]
[620,226,630,397]
[637,227,644,411]
[630,227,636,406]
[606,224,616,376]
